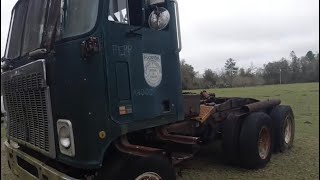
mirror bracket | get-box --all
[80,37,100,60]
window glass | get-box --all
[108,0,129,24]
[61,0,99,38]
[22,0,47,55]
[4,10,15,58]
[5,1,28,59]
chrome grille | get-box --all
[1,60,55,158]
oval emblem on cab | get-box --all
[143,53,162,87]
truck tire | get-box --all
[270,105,295,153]
[95,150,129,180]
[96,152,175,180]
[239,112,272,169]
[124,155,176,180]
[222,113,242,165]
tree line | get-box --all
[180,50,319,90]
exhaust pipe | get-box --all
[241,99,281,113]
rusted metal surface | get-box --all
[115,136,164,157]
[156,127,200,145]
[241,99,281,113]
[215,98,258,112]
[200,90,216,104]
[165,121,197,135]
[183,94,201,117]
[193,105,216,123]
[200,91,211,99]
[258,126,271,160]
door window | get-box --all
[108,0,129,24]
[61,0,100,38]
[108,0,144,26]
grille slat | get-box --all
[3,67,50,153]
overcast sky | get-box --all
[1,0,319,73]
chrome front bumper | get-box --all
[5,141,79,180]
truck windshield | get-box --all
[5,0,47,59]
[4,0,99,59]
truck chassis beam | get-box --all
[156,127,200,145]
[115,136,165,157]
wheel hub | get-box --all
[135,172,162,180]
[258,126,271,160]
[284,116,293,144]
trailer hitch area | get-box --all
[156,127,201,145]
[241,99,281,113]
[192,105,216,123]
[115,135,165,157]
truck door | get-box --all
[105,0,184,123]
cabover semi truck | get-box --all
[1,0,295,179]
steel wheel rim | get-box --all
[258,126,271,160]
[284,115,292,144]
[135,172,162,180]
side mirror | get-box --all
[148,7,170,31]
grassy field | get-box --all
[1,123,16,180]
[1,83,319,180]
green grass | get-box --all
[1,121,5,139]
[1,123,17,180]
[1,83,319,180]
[178,83,319,179]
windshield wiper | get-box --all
[28,48,48,57]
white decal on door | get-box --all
[143,53,162,87]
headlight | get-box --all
[148,7,170,31]
[59,126,71,149]
[57,119,75,157]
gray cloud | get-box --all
[179,0,319,73]
[1,0,319,74]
